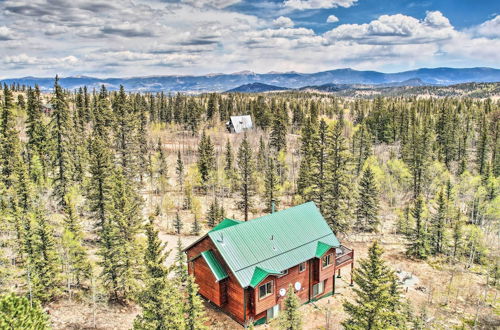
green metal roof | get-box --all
[315,241,334,258]
[209,218,242,233]
[200,250,228,282]
[207,202,340,288]
[249,267,282,288]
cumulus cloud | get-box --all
[326,15,339,23]
[273,16,294,28]
[283,0,357,10]
[324,11,456,45]
[472,15,500,38]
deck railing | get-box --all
[335,245,354,266]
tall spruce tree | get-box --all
[430,189,447,255]
[237,133,255,221]
[197,131,215,186]
[134,218,185,329]
[406,195,429,259]
[343,241,408,330]
[355,166,380,232]
[50,76,73,205]
[176,150,184,191]
[185,275,208,330]
[297,118,317,200]
[0,293,50,329]
[278,285,302,330]
[323,116,352,233]
[264,156,280,213]
[311,119,328,210]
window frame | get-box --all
[299,262,306,273]
[258,280,273,300]
[322,253,333,269]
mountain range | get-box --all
[1,67,499,93]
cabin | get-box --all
[184,202,354,326]
[226,115,253,133]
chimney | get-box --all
[271,199,276,214]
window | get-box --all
[259,281,273,299]
[267,304,280,319]
[312,280,325,297]
[299,262,306,273]
[322,254,333,268]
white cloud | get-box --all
[181,0,241,9]
[0,26,16,40]
[324,11,456,45]
[273,16,294,28]
[283,0,357,10]
[472,15,500,38]
[326,15,339,23]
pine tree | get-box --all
[61,191,91,287]
[0,293,50,329]
[430,189,447,255]
[311,119,328,210]
[30,208,61,303]
[297,118,317,200]
[113,86,138,178]
[176,150,184,191]
[185,275,208,330]
[174,237,188,285]
[26,86,49,182]
[191,214,201,235]
[278,285,302,330]
[99,168,143,302]
[50,76,73,205]
[1,84,23,188]
[174,212,183,234]
[270,116,287,152]
[406,195,429,259]
[323,117,352,233]
[134,219,186,330]
[256,135,267,174]
[343,241,407,330]
[355,166,379,232]
[476,114,489,175]
[264,156,280,213]
[352,123,373,175]
[197,131,215,186]
[237,133,255,221]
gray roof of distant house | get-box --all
[229,115,252,133]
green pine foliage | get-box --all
[197,131,215,186]
[343,241,408,330]
[237,133,255,221]
[185,275,208,330]
[278,285,302,330]
[355,166,380,232]
[0,293,50,329]
[406,195,430,259]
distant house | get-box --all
[226,115,253,133]
[184,202,354,326]
[41,103,53,114]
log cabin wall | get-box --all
[192,256,221,306]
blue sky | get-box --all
[0,0,499,78]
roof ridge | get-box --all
[233,232,335,273]
[211,202,316,234]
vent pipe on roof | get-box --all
[271,235,276,251]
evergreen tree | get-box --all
[174,212,183,235]
[256,135,267,173]
[113,86,138,178]
[311,119,328,210]
[0,293,50,329]
[30,208,61,303]
[134,219,186,330]
[197,131,215,186]
[264,156,280,213]
[1,84,23,188]
[278,285,302,330]
[270,116,287,152]
[355,166,379,232]
[26,86,49,181]
[343,241,407,330]
[50,76,73,205]
[323,117,352,233]
[174,237,188,285]
[237,134,255,221]
[176,150,184,191]
[185,275,208,330]
[191,214,201,236]
[406,195,429,259]
[476,114,489,175]
[99,168,143,302]
[352,123,373,175]
[430,189,447,255]
[297,118,317,200]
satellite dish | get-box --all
[294,282,302,291]
[279,288,286,297]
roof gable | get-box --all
[200,250,228,282]
[208,202,340,288]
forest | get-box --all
[0,78,498,329]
